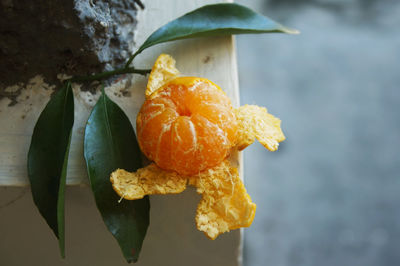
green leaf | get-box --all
[28,82,74,258]
[126,3,298,66]
[84,89,150,263]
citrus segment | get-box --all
[235,104,285,151]
[154,127,173,170]
[110,164,187,200]
[191,114,230,173]
[170,116,197,174]
[137,98,178,162]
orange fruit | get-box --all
[112,54,286,240]
[137,77,238,175]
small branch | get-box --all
[68,67,151,83]
[124,50,141,69]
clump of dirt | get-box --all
[0,0,143,102]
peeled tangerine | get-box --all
[110,54,285,239]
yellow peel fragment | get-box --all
[146,54,180,98]
[110,163,187,200]
[235,104,285,151]
[189,160,256,240]
[110,160,256,240]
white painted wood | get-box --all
[0,0,239,186]
[0,1,243,265]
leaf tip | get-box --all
[284,27,300,35]
[59,246,66,259]
[126,257,138,264]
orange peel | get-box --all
[189,160,256,239]
[110,54,284,239]
[235,104,285,151]
[111,160,256,239]
[146,54,180,98]
[110,164,186,200]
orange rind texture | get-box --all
[189,160,256,240]
[235,104,285,151]
[110,164,186,200]
[146,54,180,98]
[110,160,256,240]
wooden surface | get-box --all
[0,1,243,265]
[0,0,240,186]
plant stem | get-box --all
[68,67,151,83]
[124,51,141,69]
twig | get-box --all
[68,67,151,83]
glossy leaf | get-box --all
[126,3,298,66]
[28,82,74,258]
[84,90,150,263]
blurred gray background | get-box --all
[236,0,400,265]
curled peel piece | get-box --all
[110,160,256,240]
[146,54,180,98]
[235,104,285,151]
[110,163,187,200]
[189,160,256,240]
